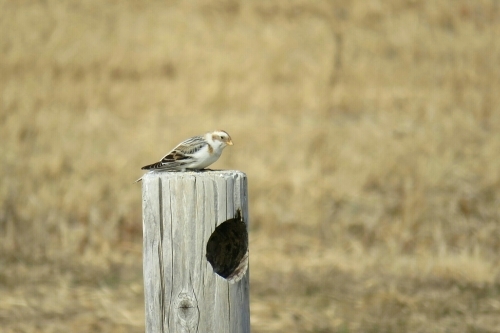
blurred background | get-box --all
[1,1,500,332]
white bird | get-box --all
[136,130,233,182]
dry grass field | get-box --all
[2,0,500,332]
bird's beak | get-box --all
[227,139,233,146]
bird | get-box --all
[136,130,233,182]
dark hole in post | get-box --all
[206,209,249,283]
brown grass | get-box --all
[2,0,500,332]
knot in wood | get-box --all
[175,292,199,324]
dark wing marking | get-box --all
[169,136,207,156]
[141,160,176,170]
[141,136,207,170]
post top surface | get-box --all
[141,170,246,182]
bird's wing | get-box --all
[141,136,207,170]
[167,136,207,157]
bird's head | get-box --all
[209,130,233,148]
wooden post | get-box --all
[141,171,250,333]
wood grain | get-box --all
[141,171,250,333]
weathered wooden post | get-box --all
[141,171,250,333]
